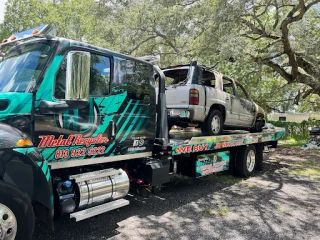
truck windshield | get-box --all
[0,42,53,92]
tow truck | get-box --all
[0,25,285,240]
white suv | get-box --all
[161,62,265,136]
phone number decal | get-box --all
[55,146,106,159]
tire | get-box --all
[200,123,208,135]
[250,119,264,133]
[0,181,35,240]
[270,141,278,148]
[236,145,256,178]
[206,110,223,136]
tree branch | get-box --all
[127,35,157,54]
[273,0,279,29]
[241,18,280,39]
[256,58,293,82]
[154,29,180,54]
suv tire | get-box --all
[207,110,223,136]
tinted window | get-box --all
[90,55,110,96]
[54,53,111,99]
[123,60,152,103]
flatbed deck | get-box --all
[168,127,285,155]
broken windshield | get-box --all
[0,42,54,92]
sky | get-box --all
[0,0,7,24]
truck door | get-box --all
[34,52,155,164]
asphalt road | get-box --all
[33,147,320,240]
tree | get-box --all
[201,0,320,105]
[1,0,319,114]
[2,0,97,42]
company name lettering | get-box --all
[38,134,109,148]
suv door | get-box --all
[220,77,239,126]
[233,82,255,127]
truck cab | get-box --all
[0,25,170,240]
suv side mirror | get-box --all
[66,51,90,108]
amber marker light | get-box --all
[2,39,8,43]
[32,29,39,35]
[16,139,33,147]
[10,36,16,41]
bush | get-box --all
[269,120,320,140]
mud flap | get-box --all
[255,143,264,171]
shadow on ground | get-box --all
[33,147,320,240]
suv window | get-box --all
[202,70,216,87]
[235,83,249,100]
[54,53,111,99]
[223,79,235,95]
[163,69,189,85]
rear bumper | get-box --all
[168,106,205,123]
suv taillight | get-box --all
[189,89,199,105]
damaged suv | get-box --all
[161,62,265,135]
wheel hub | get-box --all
[211,116,220,133]
[0,203,17,240]
[246,150,256,172]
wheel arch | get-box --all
[0,148,54,228]
[208,104,226,121]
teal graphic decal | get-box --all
[196,151,230,177]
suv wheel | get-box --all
[250,119,264,133]
[207,110,223,136]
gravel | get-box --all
[33,147,320,240]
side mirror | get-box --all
[66,51,90,108]
[39,51,91,115]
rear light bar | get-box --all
[189,89,199,105]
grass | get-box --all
[209,174,243,185]
[289,159,320,179]
[278,138,307,147]
[203,206,229,216]
[241,181,258,188]
[276,204,286,214]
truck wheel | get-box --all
[236,145,256,177]
[0,181,35,240]
[270,141,278,148]
[207,110,223,136]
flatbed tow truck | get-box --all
[0,25,285,240]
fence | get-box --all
[269,120,320,140]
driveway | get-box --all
[33,147,320,240]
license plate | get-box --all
[170,110,188,117]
